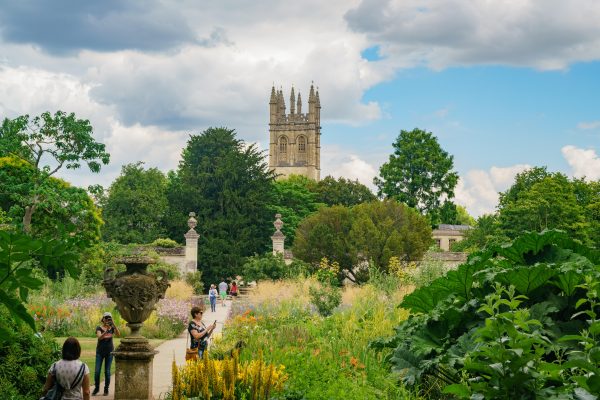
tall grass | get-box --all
[212,278,422,399]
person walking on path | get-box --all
[93,312,120,396]
[229,281,238,297]
[208,284,218,312]
[188,306,217,359]
[218,280,228,307]
[41,337,90,400]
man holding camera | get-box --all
[93,312,120,396]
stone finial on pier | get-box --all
[271,213,286,256]
[184,212,199,273]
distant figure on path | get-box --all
[230,281,238,297]
[41,337,90,400]
[208,284,218,312]
[93,312,120,396]
[218,279,228,306]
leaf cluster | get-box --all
[0,229,81,335]
[375,230,600,398]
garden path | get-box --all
[96,298,232,399]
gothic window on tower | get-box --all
[297,135,307,164]
[278,136,288,164]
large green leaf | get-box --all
[497,264,556,295]
[0,290,35,330]
[492,230,569,265]
[401,280,453,314]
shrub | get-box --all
[0,307,60,400]
[241,253,286,282]
[308,284,342,317]
[152,238,180,248]
[166,280,194,300]
[184,271,204,295]
[374,230,600,398]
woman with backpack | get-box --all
[40,337,90,400]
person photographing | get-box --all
[188,306,217,359]
[93,312,120,396]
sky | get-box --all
[1,0,599,217]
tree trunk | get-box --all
[23,204,36,234]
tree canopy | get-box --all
[165,127,275,285]
[293,200,431,283]
[0,111,109,233]
[315,175,376,207]
[374,128,458,219]
[102,162,168,244]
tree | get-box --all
[498,171,589,243]
[315,176,376,207]
[292,205,354,281]
[0,111,110,233]
[451,214,509,252]
[102,162,168,244]
[374,128,458,217]
[0,156,102,245]
[268,175,323,245]
[293,201,431,284]
[436,201,476,226]
[166,127,275,286]
[348,200,431,282]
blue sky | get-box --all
[1,0,599,217]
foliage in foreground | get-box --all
[374,230,600,398]
[0,307,60,400]
[212,279,420,399]
[171,351,287,400]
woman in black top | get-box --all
[188,306,216,359]
[93,312,120,396]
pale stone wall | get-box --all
[432,224,471,251]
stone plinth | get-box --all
[114,337,157,400]
[184,212,199,274]
[271,213,286,255]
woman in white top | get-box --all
[41,337,91,400]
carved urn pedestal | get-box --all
[103,257,170,400]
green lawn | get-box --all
[55,337,165,375]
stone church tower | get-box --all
[269,84,321,181]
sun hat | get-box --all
[103,312,113,318]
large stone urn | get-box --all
[103,256,170,400]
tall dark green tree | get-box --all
[102,162,168,243]
[166,127,275,285]
[374,128,458,218]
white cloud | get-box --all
[577,121,600,130]
[346,0,600,70]
[562,145,600,180]
[454,164,531,217]
[321,145,378,190]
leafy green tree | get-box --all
[451,214,509,252]
[315,175,376,207]
[241,253,287,282]
[498,172,589,243]
[0,156,102,244]
[348,200,431,282]
[435,201,476,227]
[293,205,354,281]
[374,128,458,217]
[293,201,431,283]
[166,127,275,286]
[0,111,109,233]
[102,162,168,244]
[269,175,323,245]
